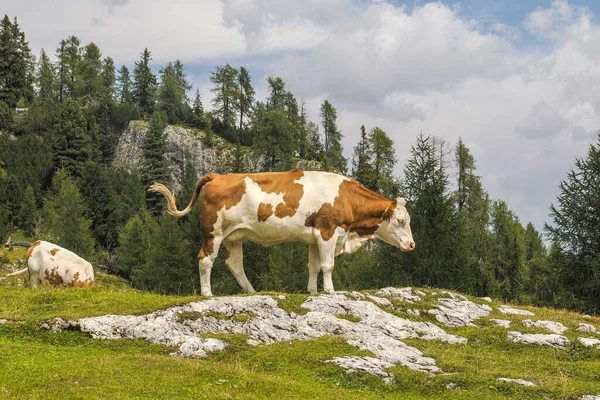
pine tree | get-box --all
[546,132,600,311]
[142,111,169,214]
[138,213,195,294]
[117,65,133,104]
[320,100,347,173]
[369,127,397,196]
[116,213,154,280]
[132,48,157,117]
[191,89,206,129]
[39,169,95,259]
[266,77,286,111]
[78,42,103,100]
[16,184,37,236]
[80,162,120,249]
[52,99,92,176]
[55,36,81,102]
[454,138,491,295]
[0,16,34,108]
[157,60,191,124]
[400,132,460,288]
[352,125,375,187]
[236,66,255,132]
[209,64,238,129]
[36,49,57,103]
[489,201,527,301]
[101,57,116,99]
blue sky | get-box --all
[4,0,600,231]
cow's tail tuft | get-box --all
[149,173,218,218]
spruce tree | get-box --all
[236,67,255,132]
[39,169,95,259]
[320,100,347,174]
[546,132,600,311]
[0,16,34,108]
[157,60,191,124]
[101,57,116,99]
[142,111,169,214]
[78,42,103,100]
[52,99,92,176]
[132,48,157,117]
[55,36,81,102]
[352,125,375,187]
[36,49,57,104]
[369,127,397,196]
[117,65,133,104]
[210,64,238,129]
[116,212,154,280]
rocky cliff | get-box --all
[113,121,322,192]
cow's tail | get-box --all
[149,173,218,217]
[7,267,28,277]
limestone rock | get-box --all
[428,295,492,327]
[42,291,468,380]
[577,323,597,333]
[499,306,535,316]
[480,297,493,302]
[508,331,570,348]
[496,378,535,386]
[578,337,600,348]
[490,319,511,328]
[375,287,422,303]
[522,319,568,334]
[366,294,394,309]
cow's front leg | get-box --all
[224,240,255,294]
[316,236,338,294]
[307,244,320,294]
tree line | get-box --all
[0,15,598,313]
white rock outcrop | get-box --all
[496,378,536,386]
[44,292,468,381]
[499,306,535,316]
[578,338,600,348]
[508,331,570,348]
[428,293,492,327]
[375,287,423,303]
[490,319,511,328]
[577,323,597,333]
[522,319,568,334]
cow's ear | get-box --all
[382,207,394,221]
[396,197,407,206]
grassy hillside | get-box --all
[1,247,600,399]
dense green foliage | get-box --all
[0,14,598,314]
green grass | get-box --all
[1,275,600,399]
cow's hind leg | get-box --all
[223,240,255,294]
[316,237,338,294]
[198,238,222,297]
[307,244,320,294]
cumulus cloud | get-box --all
[524,0,592,39]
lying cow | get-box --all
[5,240,94,287]
[150,170,415,296]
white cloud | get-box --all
[513,101,569,139]
[524,0,592,40]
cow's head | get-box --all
[375,197,415,252]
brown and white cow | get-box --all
[6,241,94,287]
[150,170,415,296]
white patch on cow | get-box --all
[296,171,348,213]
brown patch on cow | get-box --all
[257,202,274,222]
[305,180,396,241]
[72,271,93,287]
[25,241,41,261]
[50,248,60,256]
[252,170,304,218]
[198,174,248,257]
[44,267,64,285]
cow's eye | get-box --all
[397,219,405,226]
